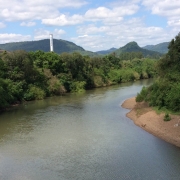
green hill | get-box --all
[0,39,165,57]
[96,48,117,55]
[115,41,162,57]
[0,39,101,57]
[143,42,169,54]
[75,50,101,57]
[0,39,85,54]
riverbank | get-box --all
[122,97,180,147]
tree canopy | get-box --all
[0,49,158,111]
[136,33,180,112]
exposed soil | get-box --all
[121,97,180,148]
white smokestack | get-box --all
[50,34,54,52]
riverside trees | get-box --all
[136,33,180,112]
[0,50,157,110]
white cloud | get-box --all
[85,4,139,24]
[78,35,88,38]
[20,21,36,27]
[73,18,172,51]
[72,34,108,50]
[42,14,84,26]
[77,24,108,35]
[0,33,31,44]
[142,0,180,28]
[42,1,139,27]
[0,22,6,28]
[85,7,115,19]
[143,0,180,16]
[54,29,66,35]
[168,19,180,27]
[0,0,87,21]
[34,28,66,40]
[0,0,179,52]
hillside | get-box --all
[0,39,166,57]
[75,50,101,57]
[115,41,162,57]
[96,48,117,55]
[143,42,169,54]
[0,39,85,54]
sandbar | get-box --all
[122,97,180,147]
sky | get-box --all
[0,0,180,51]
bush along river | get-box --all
[0,79,180,180]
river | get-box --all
[0,79,180,180]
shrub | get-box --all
[48,75,66,95]
[93,76,104,87]
[164,83,180,111]
[119,69,134,82]
[24,85,45,101]
[133,71,140,80]
[108,70,121,83]
[141,71,148,79]
[164,113,171,121]
[69,81,86,93]
[136,86,148,102]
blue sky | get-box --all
[0,0,180,51]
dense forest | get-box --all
[136,33,180,112]
[0,49,157,111]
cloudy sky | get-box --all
[0,0,180,51]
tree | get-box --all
[136,32,180,111]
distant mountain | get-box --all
[115,41,163,57]
[0,39,167,57]
[0,39,85,54]
[143,42,169,54]
[75,50,101,57]
[96,47,117,55]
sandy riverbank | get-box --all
[122,97,180,147]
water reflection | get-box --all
[1,79,180,180]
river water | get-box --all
[0,79,180,180]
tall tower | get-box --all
[50,34,54,52]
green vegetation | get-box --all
[143,42,169,54]
[0,39,165,58]
[164,113,171,121]
[115,41,162,58]
[136,33,180,112]
[0,39,105,57]
[96,48,117,55]
[0,39,85,54]
[0,48,158,111]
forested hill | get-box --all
[114,41,163,57]
[96,48,117,55]
[143,42,169,54]
[0,39,85,54]
[0,39,165,57]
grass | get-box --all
[152,106,180,115]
